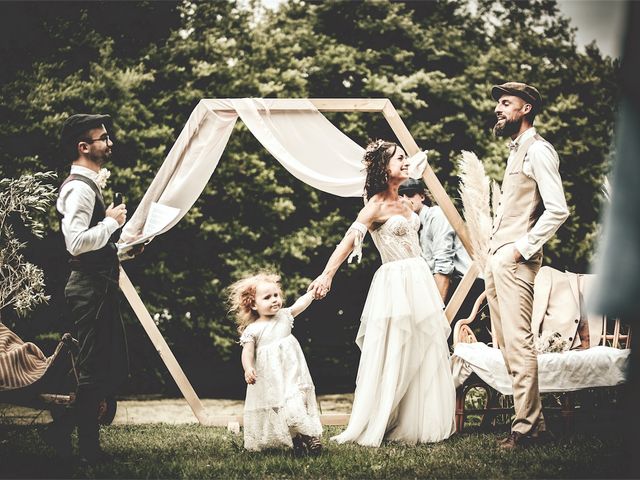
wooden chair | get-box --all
[453,291,632,432]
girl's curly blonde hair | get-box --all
[227,272,282,334]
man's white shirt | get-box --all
[509,127,570,260]
[57,165,120,256]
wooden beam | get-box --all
[208,413,350,427]
[202,98,389,113]
[423,166,474,256]
[444,261,481,323]
[311,99,388,112]
[381,100,420,154]
[119,268,210,425]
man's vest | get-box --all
[59,174,119,271]
[489,134,546,254]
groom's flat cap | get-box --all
[491,82,542,110]
[60,113,112,145]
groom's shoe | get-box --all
[498,432,531,450]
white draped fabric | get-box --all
[120,98,366,245]
[232,98,365,196]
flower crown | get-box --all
[365,139,387,155]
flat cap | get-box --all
[491,82,542,110]
[398,178,426,196]
[60,113,112,145]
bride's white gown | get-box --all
[332,213,456,446]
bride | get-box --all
[308,139,456,447]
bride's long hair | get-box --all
[227,272,282,334]
[363,139,399,200]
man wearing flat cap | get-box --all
[485,82,569,449]
[399,178,486,329]
[399,178,482,308]
[53,113,129,462]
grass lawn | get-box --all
[0,423,628,479]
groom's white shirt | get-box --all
[57,165,120,256]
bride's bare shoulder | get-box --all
[356,198,384,226]
[361,197,385,214]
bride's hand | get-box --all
[308,274,332,299]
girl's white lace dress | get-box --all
[331,213,456,447]
[240,308,322,451]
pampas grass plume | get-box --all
[458,151,495,271]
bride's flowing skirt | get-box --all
[332,257,456,446]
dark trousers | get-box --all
[64,266,128,455]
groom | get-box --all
[485,83,569,449]
[54,114,130,463]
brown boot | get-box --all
[498,432,530,450]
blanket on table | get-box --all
[451,342,630,395]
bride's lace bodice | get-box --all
[370,213,422,263]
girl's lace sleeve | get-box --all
[278,307,294,328]
[282,308,295,329]
[239,326,255,346]
[346,221,368,264]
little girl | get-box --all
[228,272,323,454]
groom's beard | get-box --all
[493,116,522,138]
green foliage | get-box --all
[0,172,57,316]
[0,0,618,395]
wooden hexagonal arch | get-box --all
[119,98,481,427]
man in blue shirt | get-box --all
[399,178,485,322]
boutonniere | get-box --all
[95,168,111,189]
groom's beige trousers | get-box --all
[485,244,545,436]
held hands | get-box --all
[244,367,257,385]
[308,274,332,300]
[106,202,127,226]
